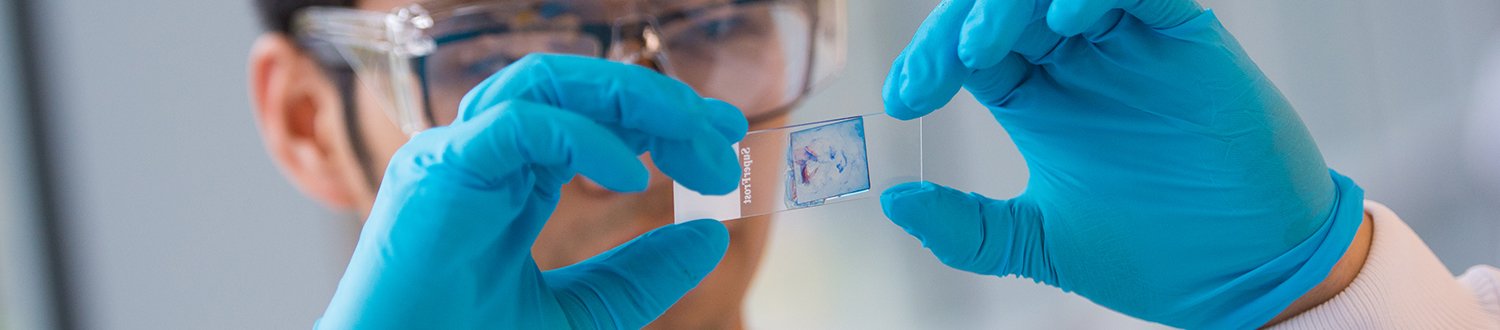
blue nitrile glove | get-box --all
[879,0,1365,328]
[316,54,750,329]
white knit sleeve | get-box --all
[1270,201,1500,329]
[1459,264,1500,322]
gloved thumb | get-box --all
[880,182,1053,283]
[543,219,730,329]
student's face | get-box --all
[251,0,798,327]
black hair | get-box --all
[253,0,357,34]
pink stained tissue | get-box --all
[786,117,870,207]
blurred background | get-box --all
[2,0,1497,329]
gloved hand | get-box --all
[879,0,1365,328]
[317,54,749,329]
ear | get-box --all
[249,34,358,210]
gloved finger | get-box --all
[705,98,750,143]
[594,122,739,195]
[459,54,744,193]
[587,123,739,196]
[880,182,1054,285]
[884,0,977,120]
[458,53,749,144]
[1122,0,1202,29]
[963,53,1033,106]
[651,128,742,195]
[958,0,1033,69]
[451,99,650,192]
[1045,0,1115,37]
[1047,0,1204,36]
[545,219,730,329]
[882,53,923,120]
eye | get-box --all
[463,54,518,78]
[673,13,762,46]
[696,16,745,41]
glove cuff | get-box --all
[1208,169,1366,329]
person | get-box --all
[247,0,842,328]
[250,0,1500,329]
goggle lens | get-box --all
[296,0,845,133]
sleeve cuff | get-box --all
[1459,264,1500,322]
[1270,201,1499,329]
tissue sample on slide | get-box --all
[786,117,871,208]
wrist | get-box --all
[1263,211,1374,327]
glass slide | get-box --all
[673,113,923,222]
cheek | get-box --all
[353,88,412,184]
[642,153,673,187]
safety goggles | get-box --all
[293,0,847,134]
